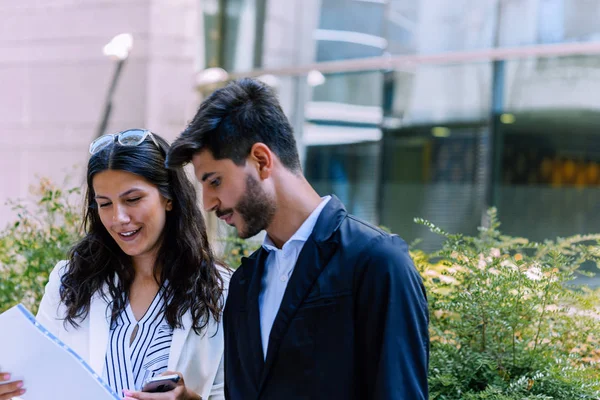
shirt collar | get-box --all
[262,196,332,252]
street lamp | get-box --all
[96,33,134,138]
[196,67,229,86]
[195,67,229,98]
[307,70,326,87]
[256,74,280,88]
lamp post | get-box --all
[195,67,229,97]
[96,33,134,138]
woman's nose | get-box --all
[112,204,131,224]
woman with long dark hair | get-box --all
[0,129,228,400]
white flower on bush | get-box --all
[525,265,543,281]
[490,248,501,258]
[439,275,459,285]
[500,259,517,270]
[477,253,487,270]
[545,304,559,312]
[424,269,439,278]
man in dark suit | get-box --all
[166,78,429,399]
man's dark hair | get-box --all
[166,78,301,172]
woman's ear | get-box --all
[250,143,273,179]
[166,199,173,211]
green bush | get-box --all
[219,235,259,269]
[0,178,82,314]
[415,208,600,399]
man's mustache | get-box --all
[216,208,234,218]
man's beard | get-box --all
[232,174,276,239]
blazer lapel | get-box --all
[168,311,192,371]
[242,248,269,385]
[89,289,112,374]
[259,236,338,390]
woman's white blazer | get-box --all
[36,261,230,400]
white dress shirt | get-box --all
[258,196,331,358]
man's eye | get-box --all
[210,178,221,187]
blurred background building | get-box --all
[1,0,600,270]
[203,0,600,253]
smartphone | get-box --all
[142,374,181,393]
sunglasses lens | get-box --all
[118,129,148,146]
[89,135,115,154]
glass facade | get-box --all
[202,0,600,281]
[496,54,600,240]
[202,0,267,69]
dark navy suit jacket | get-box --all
[223,196,429,399]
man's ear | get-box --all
[249,143,273,179]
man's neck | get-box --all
[265,175,323,249]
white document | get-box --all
[0,304,119,400]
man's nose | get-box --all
[202,190,218,213]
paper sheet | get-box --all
[0,304,119,400]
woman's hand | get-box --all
[0,373,25,400]
[123,372,201,400]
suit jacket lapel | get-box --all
[259,236,338,390]
[168,311,192,371]
[241,248,269,386]
[89,288,111,374]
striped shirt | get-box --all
[103,288,173,395]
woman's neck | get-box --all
[132,252,160,282]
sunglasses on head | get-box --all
[89,129,160,155]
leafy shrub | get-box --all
[415,208,600,399]
[219,235,258,269]
[0,178,82,314]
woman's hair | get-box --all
[60,132,224,334]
